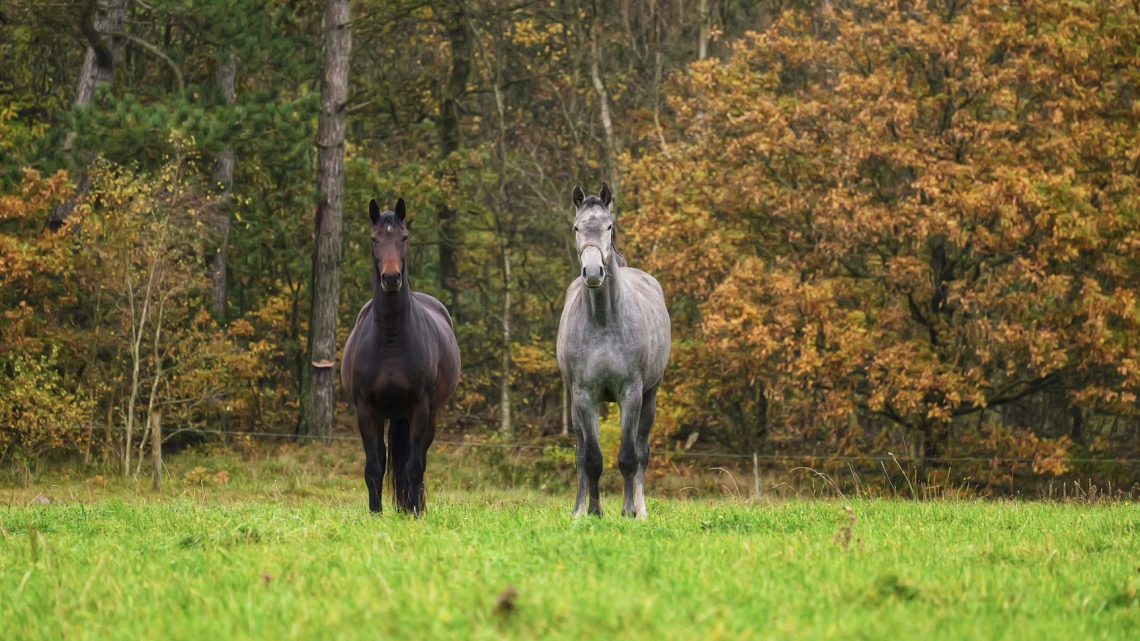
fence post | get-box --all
[150,409,163,492]
[752,452,761,500]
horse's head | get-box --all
[571,183,616,289]
[369,197,409,295]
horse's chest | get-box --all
[567,331,640,378]
[356,342,431,396]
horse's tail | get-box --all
[387,417,412,509]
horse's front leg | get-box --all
[570,386,603,517]
[406,401,435,517]
[617,384,645,518]
[632,385,658,518]
[356,407,386,514]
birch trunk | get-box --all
[698,0,711,61]
[589,25,617,194]
[499,244,513,436]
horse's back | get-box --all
[623,267,667,308]
[623,268,671,385]
[413,292,462,400]
[413,292,454,329]
[341,300,374,393]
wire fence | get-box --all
[118,425,1140,467]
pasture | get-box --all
[1,447,1137,641]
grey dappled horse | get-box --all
[556,184,671,518]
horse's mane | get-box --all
[612,225,628,267]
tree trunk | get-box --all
[499,244,513,437]
[50,0,128,230]
[210,54,236,438]
[489,57,513,438]
[437,4,472,317]
[209,53,236,323]
[301,0,351,443]
[122,257,159,477]
[589,24,617,195]
[698,0,711,60]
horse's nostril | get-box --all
[381,271,401,290]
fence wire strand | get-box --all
[85,425,1140,466]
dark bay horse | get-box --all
[556,184,671,518]
[341,198,461,515]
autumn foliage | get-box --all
[626,0,1140,479]
[0,148,266,471]
[3,0,1140,489]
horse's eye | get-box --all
[573,226,579,232]
[402,236,409,242]
[607,224,613,231]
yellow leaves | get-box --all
[227,318,255,339]
[0,349,95,453]
[511,342,557,377]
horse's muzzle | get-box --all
[380,271,402,294]
[583,265,606,288]
[580,245,606,288]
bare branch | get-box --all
[104,31,185,95]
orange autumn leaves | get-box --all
[625,0,1140,476]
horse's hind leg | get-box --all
[618,386,645,518]
[571,387,603,517]
[357,410,386,513]
[388,417,412,512]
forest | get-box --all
[2,0,1139,491]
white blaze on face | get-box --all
[574,208,614,287]
[580,245,604,269]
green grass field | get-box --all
[1,448,1138,640]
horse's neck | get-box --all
[584,262,624,327]
[372,278,415,336]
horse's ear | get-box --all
[369,199,381,224]
[599,183,613,208]
[394,197,406,222]
[572,185,585,209]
